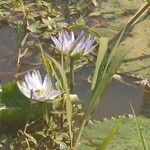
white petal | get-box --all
[70,31,75,42]
[64,31,70,41]
[31,70,42,88]
[35,70,43,87]
[51,36,62,50]
[17,70,62,101]
[75,36,86,52]
[58,32,63,43]
[36,70,42,83]
[43,74,52,90]
[46,90,62,100]
[84,37,95,55]
[25,72,36,90]
[84,45,95,55]
[17,82,30,98]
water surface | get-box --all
[75,66,147,119]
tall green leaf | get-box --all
[130,104,148,150]
[85,34,128,120]
[96,118,122,150]
[91,37,108,90]
[74,33,128,149]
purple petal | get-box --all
[51,36,62,50]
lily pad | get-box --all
[0,82,42,134]
[0,82,30,107]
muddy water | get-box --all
[0,25,40,82]
[0,25,17,82]
[0,25,149,120]
[75,66,147,119]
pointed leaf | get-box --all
[96,118,122,150]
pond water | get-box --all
[0,25,149,120]
[75,66,148,119]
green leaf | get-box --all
[0,82,42,134]
[96,118,122,150]
[0,107,32,123]
[89,11,101,17]
[85,24,128,119]
[76,17,86,26]
[91,37,108,90]
[74,28,128,150]
[92,0,99,6]
[47,56,73,145]
[1,82,30,107]
[131,105,148,150]
[0,106,41,135]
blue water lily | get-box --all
[51,31,95,56]
[17,70,61,101]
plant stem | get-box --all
[61,49,64,69]
[73,119,86,150]
[69,57,74,94]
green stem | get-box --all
[61,50,64,69]
[73,119,86,150]
[69,57,74,94]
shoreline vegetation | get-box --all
[0,0,149,149]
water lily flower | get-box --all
[17,70,61,101]
[51,30,95,56]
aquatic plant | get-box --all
[17,70,62,101]
[0,0,149,150]
[51,31,95,56]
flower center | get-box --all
[34,89,46,96]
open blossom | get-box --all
[51,31,95,55]
[17,70,61,101]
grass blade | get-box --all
[96,118,122,150]
[91,37,108,90]
[130,104,148,150]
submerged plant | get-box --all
[17,70,62,101]
[51,30,95,56]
